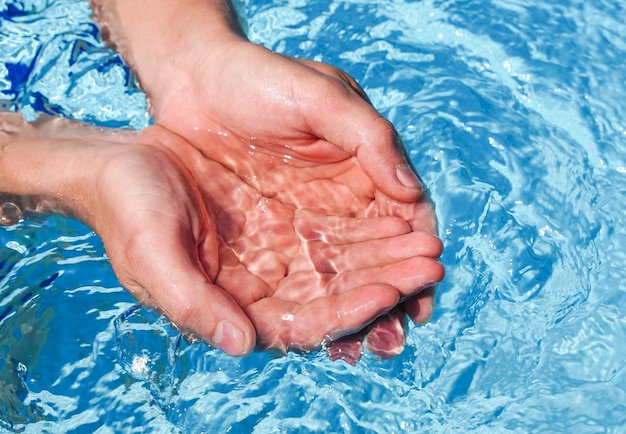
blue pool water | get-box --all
[2,0,626,432]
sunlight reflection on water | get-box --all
[1,0,626,432]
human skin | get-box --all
[90,0,444,360]
[0,113,444,357]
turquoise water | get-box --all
[2,0,626,432]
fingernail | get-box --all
[395,164,422,191]
[213,320,247,356]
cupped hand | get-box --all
[139,39,444,361]
[143,38,425,204]
[70,124,441,358]
[143,126,444,354]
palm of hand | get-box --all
[174,133,443,354]
[143,41,444,359]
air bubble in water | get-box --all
[0,202,23,226]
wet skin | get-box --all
[1,113,443,359]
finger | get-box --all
[404,286,437,324]
[374,194,439,236]
[245,284,400,352]
[330,288,438,364]
[363,308,407,360]
[305,230,443,275]
[326,256,446,300]
[112,223,256,357]
[296,66,423,203]
[294,211,411,243]
[327,330,366,365]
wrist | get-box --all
[0,113,123,223]
[91,0,246,96]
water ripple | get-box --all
[2,0,626,432]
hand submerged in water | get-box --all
[143,127,444,356]
[1,113,442,358]
[91,0,445,361]
[142,41,444,362]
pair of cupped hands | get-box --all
[40,39,444,362]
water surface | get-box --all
[1,0,626,432]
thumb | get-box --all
[298,61,424,202]
[355,118,424,203]
[109,225,256,357]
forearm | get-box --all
[0,113,107,222]
[90,0,245,94]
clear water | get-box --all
[2,0,626,432]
